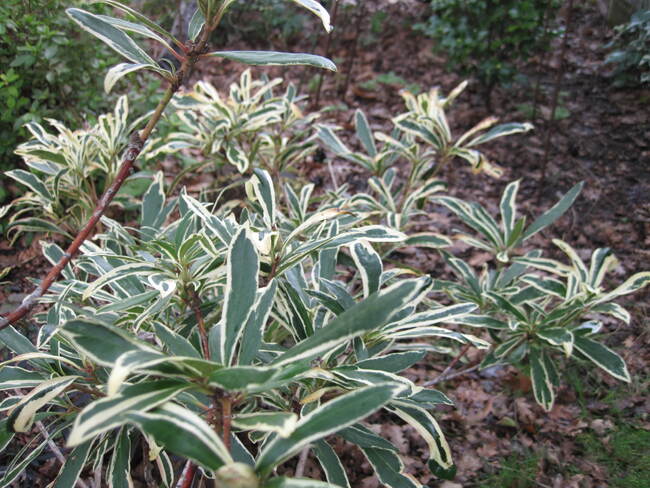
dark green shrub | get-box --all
[0,0,119,202]
[606,9,650,86]
[415,0,559,96]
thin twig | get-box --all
[295,446,310,478]
[422,343,472,387]
[36,420,90,488]
[539,0,575,189]
[423,363,480,387]
[312,0,340,108]
[1,19,216,330]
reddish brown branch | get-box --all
[221,394,232,452]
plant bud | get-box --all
[214,463,259,488]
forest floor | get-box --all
[1,1,649,487]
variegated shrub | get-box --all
[317,82,533,231]
[432,181,650,411]
[1,170,479,486]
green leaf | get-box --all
[188,8,205,41]
[573,336,630,382]
[232,412,298,437]
[314,440,350,488]
[108,428,133,488]
[52,440,93,488]
[359,447,420,488]
[521,182,584,241]
[529,347,555,411]
[6,169,52,201]
[499,180,519,243]
[355,109,377,157]
[67,380,188,446]
[98,0,182,48]
[67,9,157,66]
[598,271,650,302]
[350,240,382,297]
[125,402,232,471]
[338,423,398,452]
[250,168,276,228]
[222,228,259,366]
[8,376,78,433]
[208,363,309,393]
[60,318,158,367]
[401,232,452,249]
[207,51,336,71]
[355,351,426,373]
[256,383,405,476]
[239,280,278,365]
[272,277,431,367]
[387,401,454,473]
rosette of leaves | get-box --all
[318,81,532,180]
[153,70,319,176]
[0,169,488,486]
[2,95,149,241]
[432,180,650,411]
[316,83,532,232]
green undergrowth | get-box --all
[577,426,650,488]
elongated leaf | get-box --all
[208,51,336,71]
[52,440,93,488]
[67,9,156,65]
[239,281,278,365]
[108,428,133,488]
[499,180,519,242]
[521,182,584,241]
[125,402,232,471]
[250,168,276,228]
[287,0,332,32]
[222,228,259,365]
[598,271,650,302]
[360,447,420,488]
[67,380,188,446]
[355,109,377,157]
[99,0,182,48]
[208,362,309,393]
[573,336,630,382]
[355,351,426,373]
[8,376,78,432]
[6,169,52,201]
[529,347,555,411]
[256,383,405,476]
[60,318,158,367]
[350,240,382,297]
[272,278,431,367]
[314,440,350,488]
[388,401,454,476]
[232,412,298,437]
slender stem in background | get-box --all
[539,0,575,189]
[0,22,215,331]
[531,0,556,122]
[312,0,340,108]
[339,0,366,98]
[424,363,481,386]
[423,343,472,387]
